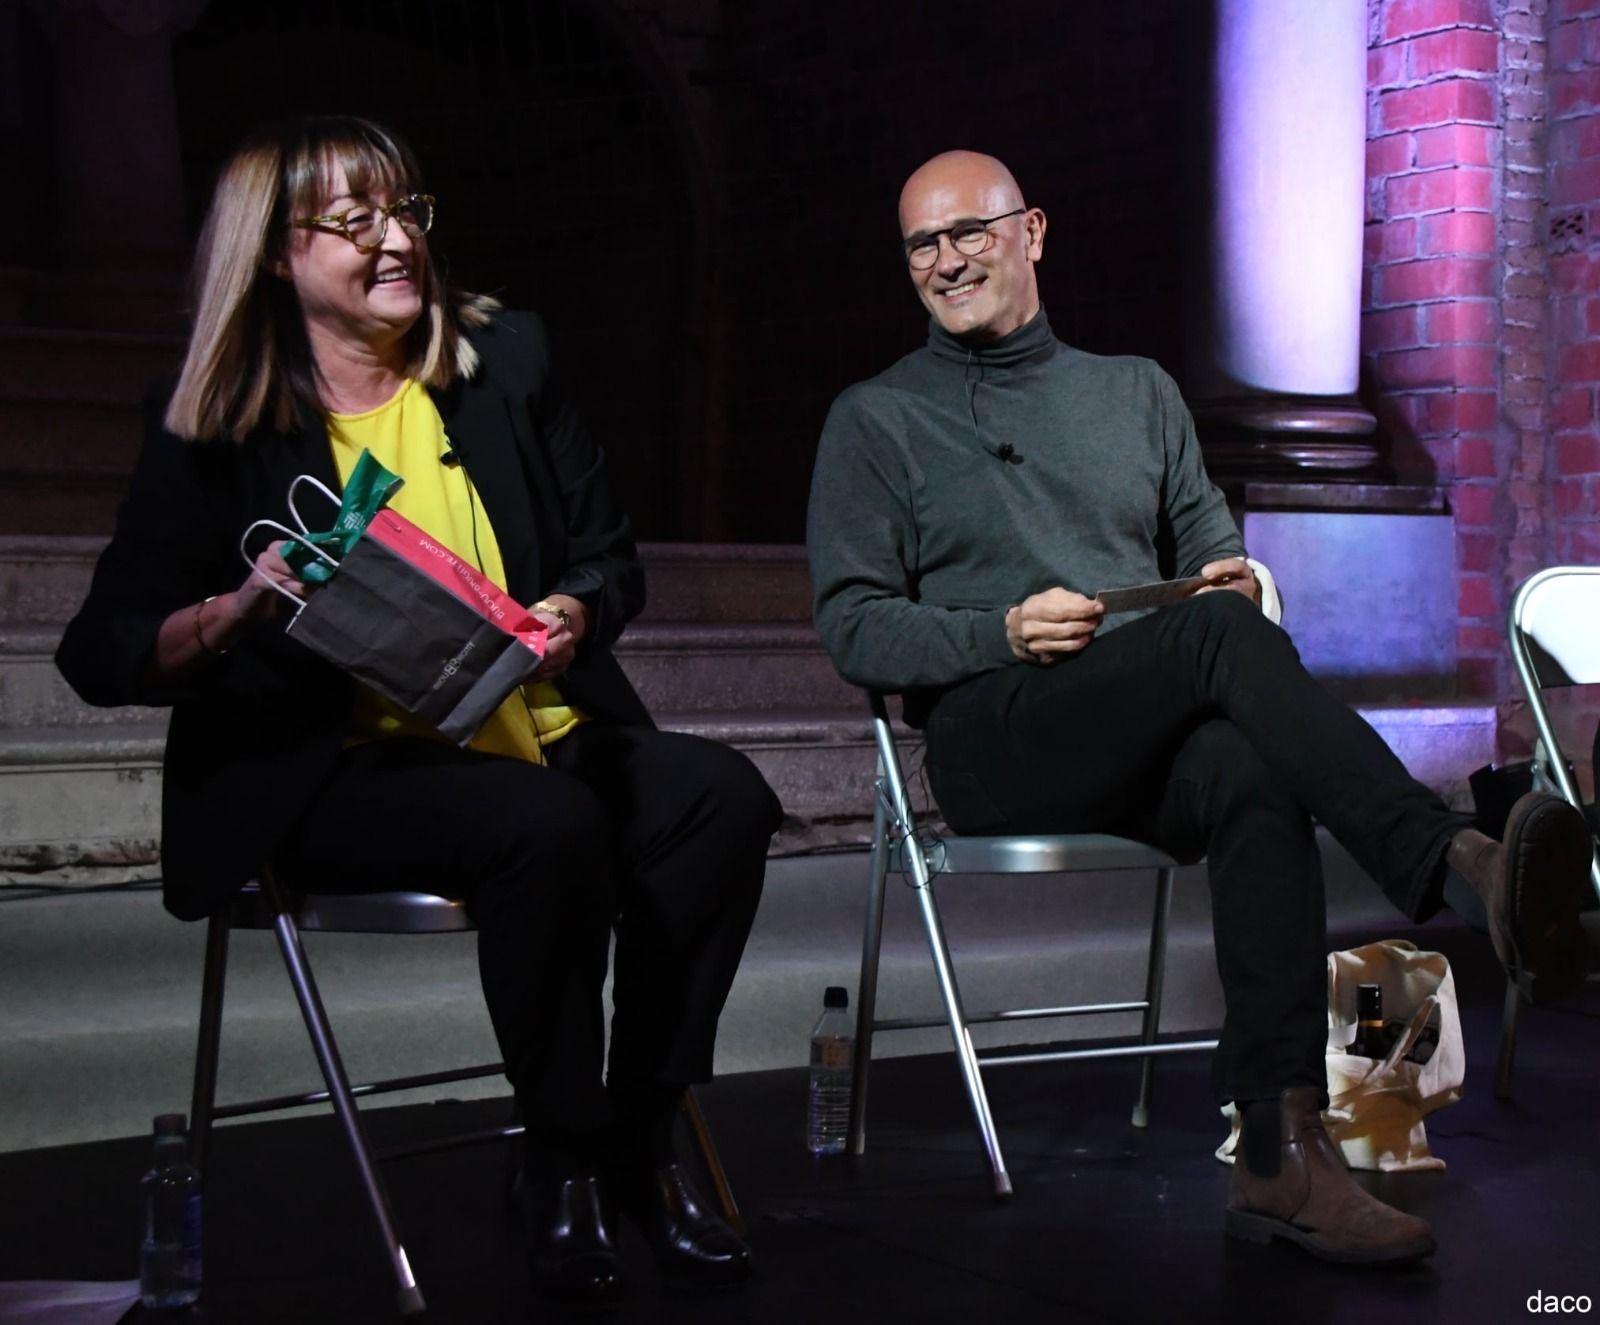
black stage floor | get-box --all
[4,989,1597,1325]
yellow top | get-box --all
[326,380,585,764]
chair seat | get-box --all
[230,885,474,934]
[911,832,1183,876]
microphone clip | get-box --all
[992,442,1022,465]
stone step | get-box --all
[0,721,166,875]
[0,267,190,336]
[633,542,812,623]
[0,474,128,537]
[0,701,1498,881]
[618,623,854,712]
[0,627,166,727]
[0,326,176,535]
[0,538,812,627]
[0,709,877,878]
[0,397,143,472]
[0,327,183,405]
[0,537,126,627]
[0,620,850,727]
[0,267,23,323]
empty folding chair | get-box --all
[1495,566,1600,1098]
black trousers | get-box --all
[272,722,782,1170]
[922,591,1470,1103]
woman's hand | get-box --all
[236,545,306,622]
[531,594,588,682]
[143,546,307,684]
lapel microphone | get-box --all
[986,441,1023,465]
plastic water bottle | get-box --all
[140,1113,201,1309]
[807,986,853,1155]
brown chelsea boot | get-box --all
[1226,1087,1436,1265]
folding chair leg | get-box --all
[681,1089,745,1237]
[263,876,426,1317]
[847,790,892,1156]
[189,912,231,1185]
[1495,977,1521,1101]
[1132,867,1176,1128]
[910,876,1012,1199]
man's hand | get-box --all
[1194,557,1260,607]
[1006,588,1105,665]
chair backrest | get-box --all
[1508,567,1600,898]
[1511,566,1600,689]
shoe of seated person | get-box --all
[520,1174,626,1312]
[1226,1088,1436,1266]
[1447,791,1591,1004]
[614,1161,752,1285]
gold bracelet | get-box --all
[533,599,573,632]
[192,595,230,657]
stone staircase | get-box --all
[0,533,1504,881]
[0,537,888,878]
[0,307,185,534]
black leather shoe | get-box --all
[615,1163,752,1285]
[521,1175,626,1312]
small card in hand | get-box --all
[1094,574,1211,615]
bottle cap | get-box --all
[1356,984,1383,1020]
[824,986,849,1010]
[154,1113,187,1137]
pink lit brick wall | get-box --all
[1549,0,1600,568]
[1544,0,1600,780]
[1367,0,1600,773]
[1365,0,1504,699]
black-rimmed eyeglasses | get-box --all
[903,207,1026,270]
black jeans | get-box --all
[272,722,782,1173]
[922,591,1469,1103]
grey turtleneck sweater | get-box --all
[807,310,1244,704]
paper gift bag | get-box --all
[242,474,547,745]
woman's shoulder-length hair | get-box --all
[164,115,497,443]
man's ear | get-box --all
[1025,208,1047,262]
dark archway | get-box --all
[172,0,697,540]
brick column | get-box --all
[1549,0,1600,566]
[1364,0,1502,698]
[1539,0,1600,775]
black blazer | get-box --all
[57,311,651,920]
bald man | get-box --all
[806,150,1591,1266]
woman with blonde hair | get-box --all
[58,115,779,1312]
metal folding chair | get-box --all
[189,871,740,1317]
[852,692,1219,1199]
[1495,566,1600,1099]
